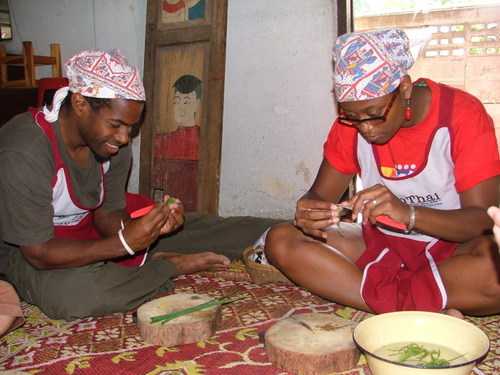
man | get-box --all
[0,49,229,321]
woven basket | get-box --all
[242,247,293,285]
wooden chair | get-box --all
[0,41,62,88]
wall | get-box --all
[3,0,337,219]
[220,0,336,218]
[3,0,147,193]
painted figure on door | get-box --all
[162,0,206,23]
[153,75,202,212]
[168,75,201,159]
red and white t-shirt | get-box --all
[324,78,500,193]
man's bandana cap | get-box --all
[333,28,432,102]
[66,49,145,101]
[43,49,145,122]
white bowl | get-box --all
[353,311,490,375]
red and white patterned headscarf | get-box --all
[44,49,145,122]
[333,28,432,102]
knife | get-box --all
[330,205,407,231]
[130,197,177,219]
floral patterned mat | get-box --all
[0,260,498,375]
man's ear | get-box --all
[71,93,91,118]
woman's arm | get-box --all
[293,158,354,238]
[414,176,498,242]
[345,176,498,243]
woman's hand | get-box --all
[293,197,340,239]
[343,184,412,227]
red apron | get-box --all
[354,84,460,313]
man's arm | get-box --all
[20,201,178,270]
[19,236,129,270]
[93,208,130,237]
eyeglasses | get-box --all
[337,90,398,126]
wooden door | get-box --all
[139,0,227,214]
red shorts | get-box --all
[355,224,458,313]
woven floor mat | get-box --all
[0,260,498,374]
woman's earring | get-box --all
[405,98,412,121]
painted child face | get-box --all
[173,90,199,127]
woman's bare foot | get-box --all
[441,308,465,319]
[151,251,230,274]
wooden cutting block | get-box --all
[137,293,221,346]
[265,313,360,374]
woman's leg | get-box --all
[264,222,371,312]
[439,235,500,316]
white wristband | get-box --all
[118,220,135,255]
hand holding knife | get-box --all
[130,197,177,219]
[325,203,407,231]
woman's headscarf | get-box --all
[333,28,433,102]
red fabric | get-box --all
[153,127,200,212]
[152,158,198,212]
[154,126,200,160]
[324,79,500,193]
[355,224,458,313]
[37,77,69,107]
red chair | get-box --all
[37,77,69,107]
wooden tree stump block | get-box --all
[265,313,360,374]
[137,293,221,346]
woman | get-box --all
[264,28,500,316]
